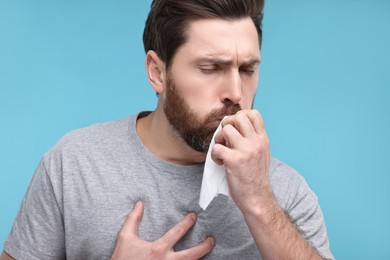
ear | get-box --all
[145,50,166,94]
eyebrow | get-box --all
[195,57,261,67]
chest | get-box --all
[60,161,260,259]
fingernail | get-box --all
[135,201,142,208]
[188,212,197,220]
[208,237,216,246]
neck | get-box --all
[136,109,207,165]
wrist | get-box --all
[240,188,281,227]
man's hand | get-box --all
[111,201,215,260]
[212,109,324,259]
[212,109,271,213]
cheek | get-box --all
[173,71,219,113]
[241,81,258,109]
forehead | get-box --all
[177,17,260,64]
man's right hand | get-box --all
[111,201,215,260]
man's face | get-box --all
[163,17,260,153]
[164,74,241,153]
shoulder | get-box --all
[269,158,312,210]
[269,157,305,188]
[51,116,133,153]
[60,116,131,146]
[41,116,136,169]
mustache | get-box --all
[205,101,242,124]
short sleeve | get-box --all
[3,159,66,260]
[287,178,334,260]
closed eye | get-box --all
[239,65,258,75]
[199,66,220,74]
[240,68,256,75]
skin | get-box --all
[111,202,215,259]
[131,18,326,259]
[137,18,259,166]
[1,17,329,260]
[0,252,12,260]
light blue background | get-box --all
[1,1,389,259]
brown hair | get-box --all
[143,0,264,68]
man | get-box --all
[2,0,334,259]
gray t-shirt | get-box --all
[4,113,334,259]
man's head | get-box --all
[143,0,264,69]
[144,1,264,154]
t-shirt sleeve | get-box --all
[3,159,66,260]
[287,177,334,260]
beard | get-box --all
[163,74,241,153]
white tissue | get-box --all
[199,121,230,210]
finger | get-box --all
[214,123,240,147]
[175,237,215,259]
[211,143,235,165]
[220,124,242,149]
[212,130,227,165]
[214,129,226,146]
[159,213,197,247]
[220,115,235,129]
[246,109,265,135]
[233,111,257,137]
[119,201,144,238]
[222,112,256,138]
[211,143,225,165]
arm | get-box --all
[242,188,323,259]
[0,251,14,260]
[212,110,329,259]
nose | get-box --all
[221,69,242,104]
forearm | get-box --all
[0,251,14,260]
[243,192,323,260]
[213,111,328,259]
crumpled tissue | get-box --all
[199,120,230,210]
